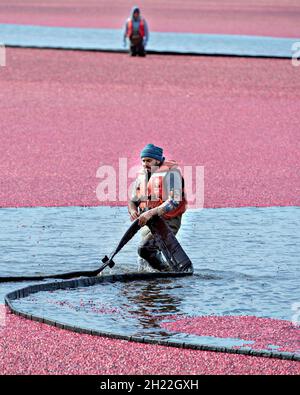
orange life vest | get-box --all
[135,160,187,219]
[126,18,145,38]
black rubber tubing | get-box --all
[5,44,290,59]
[0,268,104,282]
[4,271,299,362]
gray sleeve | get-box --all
[130,178,141,203]
[143,20,149,45]
[123,20,128,39]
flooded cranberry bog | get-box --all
[1,206,299,369]
[0,0,299,375]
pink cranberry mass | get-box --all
[0,307,299,375]
[0,1,299,372]
[0,49,299,209]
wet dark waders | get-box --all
[129,35,146,57]
[103,216,193,274]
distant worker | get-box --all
[123,6,149,57]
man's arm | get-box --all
[128,178,141,221]
[157,196,181,216]
[123,20,128,46]
[143,19,149,46]
[138,196,181,226]
[128,200,139,221]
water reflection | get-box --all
[121,279,183,338]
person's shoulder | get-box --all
[163,160,178,169]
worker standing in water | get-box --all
[123,6,149,57]
[128,144,193,273]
